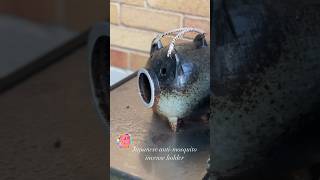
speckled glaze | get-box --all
[137,34,210,131]
[209,0,320,179]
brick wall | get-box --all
[110,0,210,71]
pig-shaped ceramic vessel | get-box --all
[137,28,210,132]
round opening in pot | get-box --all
[138,69,155,108]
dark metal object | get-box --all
[0,30,89,93]
[209,0,320,179]
[138,34,210,131]
[88,23,109,131]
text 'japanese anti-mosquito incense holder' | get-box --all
[137,28,210,132]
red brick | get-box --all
[110,49,129,68]
[129,53,149,70]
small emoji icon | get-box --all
[116,133,132,148]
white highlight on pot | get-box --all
[137,68,155,108]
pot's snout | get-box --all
[137,68,158,108]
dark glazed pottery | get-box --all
[138,32,210,132]
[209,0,320,179]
